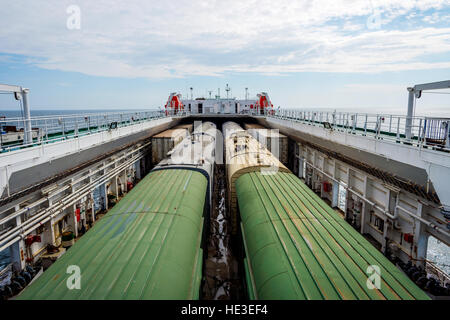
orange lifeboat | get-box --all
[165,93,184,115]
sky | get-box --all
[0,0,449,116]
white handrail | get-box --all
[1,110,167,152]
[267,109,450,151]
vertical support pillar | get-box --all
[406,87,415,140]
[446,120,450,149]
[117,172,122,195]
[382,219,388,254]
[68,181,78,237]
[114,176,118,198]
[331,159,339,208]
[381,189,392,254]
[414,203,428,269]
[22,88,33,144]
[90,191,95,223]
[360,176,369,234]
[68,204,78,238]
[41,199,56,246]
[360,201,368,234]
[135,159,142,180]
[331,182,339,208]
[103,183,108,211]
[344,167,351,216]
[298,158,304,179]
[88,170,95,223]
[320,176,324,198]
[42,218,55,246]
[312,151,317,190]
[10,205,26,272]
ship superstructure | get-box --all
[165,87,273,115]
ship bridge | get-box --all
[1,82,449,296]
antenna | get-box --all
[245,87,248,100]
[218,88,220,99]
[226,84,230,99]
[190,87,193,100]
[208,91,212,99]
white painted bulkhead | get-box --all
[293,141,450,271]
[182,98,256,114]
[0,142,150,273]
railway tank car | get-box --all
[17,122,217,300]
[223,122,429,300]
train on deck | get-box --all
[17,122,218,300]
[16,120,431,300]
[223,122,429,300]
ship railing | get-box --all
[0,110,167,153]
[266,109,450,152]
[167,110,191,117]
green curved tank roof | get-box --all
[236,171,430,300]
[18,169,207,300]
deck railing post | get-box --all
[332,112,336,128]
[418,118,423,147]
[396,117,400,140]
[445,121,450,148]
[45,119,48,142]
[389,115,392,133]
[364,113,367,134]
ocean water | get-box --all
[0,109,153,118]
[0,249,11,287]
[427,237,450,275]
[0,109,160,136]
[0,248,10,270]
[295,107,450,118]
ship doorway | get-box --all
[198,103,203,114]
[235,103,238,114]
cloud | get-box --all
[0,0,449,79]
